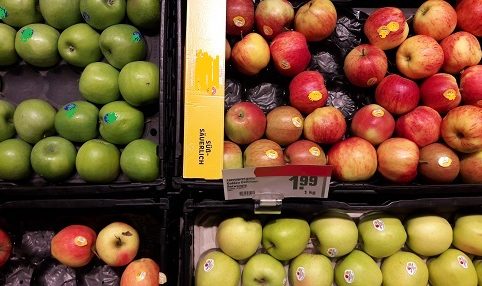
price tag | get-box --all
[223,165,333,200]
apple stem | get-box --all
[361,48,366,56]
[419,160,428,164]
[115,235,123,247]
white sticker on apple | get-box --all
[372,219,385,231]
[203,258,214,272]
[296,267,305,281]
[458,256,468,269]
[344,269,355,283]
[406,262,417,276]
[327,247,338,257]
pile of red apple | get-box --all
[223,0,482,185]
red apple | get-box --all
[95,222,139,267]
[456,0,482,37]
[294,0,337,42]
[377,138,420,183]
[396,35,444,79]
[0,229,12,268]
[303,106,346,145]
[121,258,165,286]
[226,0,255,36]
[440,31,482,74]
[289,71,328,114]
[343,44,388,88]
[284,140,327,165]
[270,31,311,77]
[231,33,270,76]
[265,106,303,146]
[419,143,460,184]
[51,225,96,268]
[420,73,461,113]
[375,74,420,115]
[255,0,294,40]
[460,149,482,183]
[224,141,243,169]
[413,0,457,41]
[395,106,442,148]
[327,137,378,182]
[351,104,395,146]
[363,7,409,50]
[225,102,266,145]
[225,39,231,62]
[243,139,285,167]
[460,65,482,107]
[441,105,482,153]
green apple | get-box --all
[31,136,76,181]
[310,210,358,258]
[13,99,56,144]
[0,138,31,180]
[358,212,407,258]
[126,0,160,29]
[474,260,482,285]
[54,101,99,143]
[58,23,101,67]
[262,218,310,261]
[118,61,159,106]
[99,24,147,69]
[405,215,453,257]
[76,139,120,183]
[215,217,261,261]
[39,0,82,30]
[453,215,482,256]
[15,24,60,68]
[0,100,15,142]
[289,253,333,286]
[99,101,144,145]
[0,23,17,66]
[120,139,159,182]
[242,253,286,286]
[381,251,429,286]
[428,249,477,286]
[0,0,42,28]
[334,249,382,286]
[195,250,240,286]
[79,62,120,104]
[80,0,126,30]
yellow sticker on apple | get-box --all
[377,26,390,38]
[443,89,457,101]
[292,117,303,128]
[74,236,88,247]
[367,77,378,86]
[266,149,279,159]
[233,16,246,27]
[263,25,273,36]
[309,147,321,157]
[280,59,291,70]
[136,271,146,281]
[387,21,400,32]
[438,156,452,168]
[308,91,323,101]
[371,109,385,117]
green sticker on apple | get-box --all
[103,112,118,124]
[64,103,78,118]
[131,31,142,43]
[20,27,34,42]
[0,7,7,19]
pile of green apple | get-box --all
[195,211,482,286]
[0,0,161,184]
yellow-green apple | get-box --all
[39,0,82,30]
[381,251,429,286]
[294,0,337,42]
[289,253,333,286]
[95,222,139,267]
[453,214,482,255]
[343,44,388,88]
[0,24,17,66]
[15,24,60,68]
[265,106,303,146]
[58,23,101,67]
[0,0,42,28]
[118,61,159,106]
[51,224,96,268]
[31,136,77,181]
[0,139,32,181]
[460,149,482,183]
[243,139,284,167]
[126,0,160,30]
[120,258,163,286]
[327,137,378,182]
[0,100,15,142]
[255,0,294,40]
[351,104,395,145]
[440,105,482,153]
[334,249,382,286]
[418,143,460,183]
[262,218,310,261]
[310,210,358,258]
[405,215,453,257]
[80,0,126,30]
[358,212,407,258]
[440,31,482,74]
[420,73,461,113]
[363,7,409,50]
[76,139,120,183]
[413,0,457,41]
[120,139,159,182]
[226,0,254,36]
[303,106,346,144]
[395,106,442,147]
[99,101,144,145]
[231,33,270,76]
[0,229,12,267]
[428,249,477,286]
[216,217,262,261]
[377,138,419,183]
[284,140,326,165]
[460,65,482,107]
[396,35,444,79]
[475,260,482,286]
[225,39,231,62]
[375,74,420,115]
[224,141,243,169]
[195,250,240,286]
[225,101,266,145]
[289,70,328,115]
[54,101,99,143]
[79,62,120,105]
[456,0,482,37]
[242,253,285,286]
[13,99,56,144]
[270,31,311,77]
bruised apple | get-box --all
[255,0,294,40]
[121,258,165,286]
[226,0,254,36]
[363,7,409,50]
[396,35,444,79]
[377,138,420,183]
[440,31,482,74]
[270,31,311,77]
[351,104,395,145]
[231,33,270,76]
[419,143,460,184]
[441,105,482,153]
[304,106,346,145]
[344,44,388,88]
[51,225,96,268]
[95,222,139,267]
[294,0,337,42]
[284,140,326,165]
[265,106,303,146]
[244,139,284,167]
[420,73,461,113]
[375,74,420,115]
[460,65,482,107]
[289,70,328,114]
[395,106,442,148]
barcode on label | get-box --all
[239,191,255,197]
